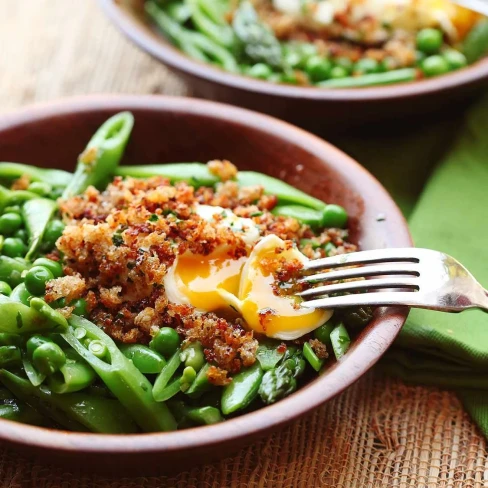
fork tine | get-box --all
[299,263,420,284]
[298,277,419,298]
[301,291,422,309]
[303,248,419,272]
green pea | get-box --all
[284,50,302,69]
[32,258,63,278]
[120,344,166,374]
[280,71,299,84]
[32,342,66,376]
[43,220,65,248]
[247,63,273,79]
[305,55,332,81]
[314,322,335,345]
[2,237,26,258]
[26,335,52,358]
[3,206,21,215]
[354,58,381,75]
[13,229,27,242]
[322,204,348,228]
[0,281,12,296]
[329,66,349,79]
[416,28,443,54]
[24,265,54,296]
[28,182,52,197]
[10,283,31,306]
[88,340,107,359]
[421,55,450,77]
[303,342,324,372]
[150,327,181,358]
[180,342,205,372]
[443,50,467,71]
[0,213,22,235]
[71,298,88,317]
[333,57,353,74]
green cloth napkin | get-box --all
[334,95,488,437]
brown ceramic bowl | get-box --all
[0,95,411,475]
[99,0,488,129]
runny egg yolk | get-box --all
[164,251,247,312]
[219,235,332,340]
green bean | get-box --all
[255,340,286,371]
[0,185,38,211]
[120,344,166,374]
[62,112,135,199]
[0,281,12,297]
[146,2,238,71]
[0,345,21,367]
[153,349,182,400]
[186,362,212,397]
[21,198,57,260]
[318,68,417,88]
[0,163,72,188]
[0,295,67,334]
[302,342,324,372]
[22,355,46,387]
[322,204,348,228]
[62,315,177,432]
[0,389,51,426]
[47,351,96,394]
[186,0,234,48]
[0,257,30,287]
[314,322,334,345]
[330,323,351,360]
[0,369,138,433]
[272,204,323,227]
[463,19,488,63]
[9,283,31,306]
[154,366,197,402]
[186,406,223,425]
[0,333,22,347]
[237,171,326,210]
[116,163,219,187]
[221,362,263,415]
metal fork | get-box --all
[298,248,488,313]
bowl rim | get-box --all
[0,94,412,455]
[99,0,488,102]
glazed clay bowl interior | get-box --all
[0,95,411,475]
[99,0,488,129]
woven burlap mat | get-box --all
[1,1,487,486]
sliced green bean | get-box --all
[0,295,67,334]
[186,405,223,425]
[62,315,176,432]
[0,257,30,287]
[0,345,21,367]
[318,68,417,88]
[330,323,351,360]
[237,171,326,210]
[62,112,134,199]
[186,0,234,48]
[255,340,286,371]
[463,19,488,63]
[180,341,204,371]
[221,362,263,415]
[0,163,72,188]
[47,351,96,394]
[153,349,182,400]
[303,342,324,372]
[0,369,138,433]
[272,204,323,227]
[186,362,212,397]
[116,162,219,187]
[22,198,58,260]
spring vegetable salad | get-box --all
[145,0,488,88]
[0,112,371,433]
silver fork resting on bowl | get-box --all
[298,248,488,313]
